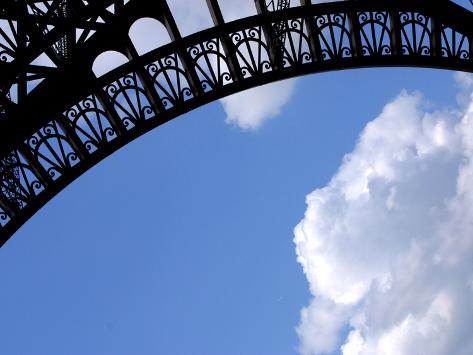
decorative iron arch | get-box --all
[0,0,472,246]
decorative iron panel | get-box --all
[358,11,392,56]
[399,12,432,56]
[105,72,155,129]
[64,95,118,154]
[0,149,44,207]
[188,38,233,92]
[315,13,353,60]
[25,120,79,180]
[441,27,470,59]
[279,18,313,67]
[146,53,194,109]
[230,26,273,78]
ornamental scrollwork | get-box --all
[0,20,17,63]
[105,72,155,129]
[441,27,470,60]
[25,121,79,180]
[315,13,353,60]
[358,11,392,56]
[188,39,233,91]
[64,95,118,154]
[0,208,10,227]
[0,149,43,208]
[230,26,273,78]
[399,12,431,56]
[147,53,194,109]
[279,18,313,67]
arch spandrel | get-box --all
[0,0,472,246]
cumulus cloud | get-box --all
[294,73,473,355]
[221,79,296,131]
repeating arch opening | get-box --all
[92,51,130,78]
[129,18,171,56]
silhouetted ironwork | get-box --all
[0,153,21,208]
[54,0,73,60]
[272,0,291,61]
[0,0,472,246]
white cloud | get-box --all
[221,79,296,131]
[294,74,473,355]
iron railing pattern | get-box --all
[0,0,472,245]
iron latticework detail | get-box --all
[270,0,291,61]
[0,0,472,246]
[0,153,21,208]
[53,0,73,60]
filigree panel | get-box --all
[0,19,17,62]
[230,26,272,78]
[65,95,118,154]
[146,53,194,109]
[0,149,44,207]
[0,152,22,209]
[0,206,10,227]
[358,11,392,56]
[399,12,431,56]
[279,18,312,67]
[105,72,155,130]
[315,13,352,60]
[26,121,79,180]
[441,27,470,60]
[188,39,233,92]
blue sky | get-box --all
[0,67,463,355]
[2,0,473,354]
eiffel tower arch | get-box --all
[0,0,472,246]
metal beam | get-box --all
[122,37,167,114]
[254,0,283,69]
[160,0,205,97]
[17,143,53,189]
[205,0,244,82]
[301,0,323,62]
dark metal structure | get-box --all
[0,0,472,246]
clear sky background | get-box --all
[1,1,473,355]
[0,67,462,354]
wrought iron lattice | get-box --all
[316,13,353,60]
[146,53,194,108]
[0,153,21,208]
[230,26,272,77]
[358,12,392,56]
[53,0,73,60]
[0,0,472,246]
[271,0,291,61]
[64,95,119,153]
